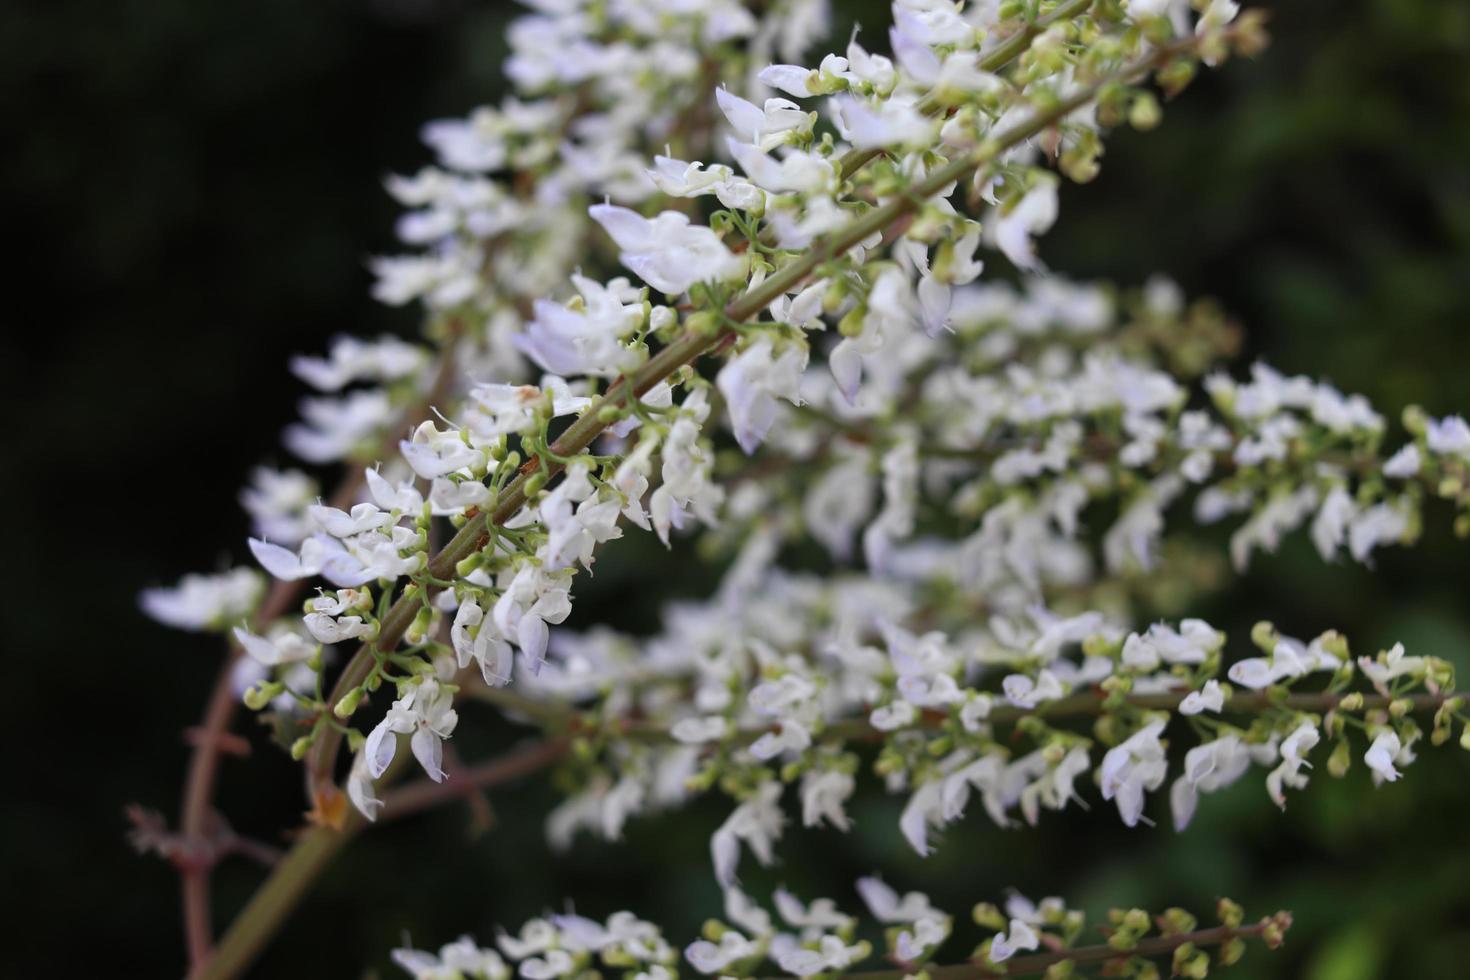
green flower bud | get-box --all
[973,902,1006,931]
[1216,898,1244,929]
[334,686,365,719]
[1172,944,1209,978]
[242,681,285,711]
[290,735,313,760]
[1160,908,1197,936]
[1327,738,1351,777]
[406,606,433,645]
[1129,92,1162,130]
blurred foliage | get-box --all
[2,0,1468,975]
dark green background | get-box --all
[2,0,1467,975]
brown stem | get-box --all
[378,737,569,823]
[195,739,562,980]
[177,333,462,972]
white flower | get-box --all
[393,936,509,980]
[589,204,744,296]
[989,919,1039,964]
[800,769,855,831]
[1311,486,1357,561]
[1356,642,1422,696]
[519,275,645,377]
[757,64,819,97]
[710,781,784,887]
[1347,501,1412,564]
[1099,720,1168,826]
[240,467,318,546]
[717,337,808,453]
[715,88,810,149]
[855,877,941,924]
[451,599,514,686]
[232,626,317,667]
[1002,670,1065,708]
[1364,730,1403,783]
[1266,720,1320,809]
[831,95,937,149]
[1179,679,1225,716]
[140,568,262,631]
[1426,415,1470,457]
[363,678,459,783]
[492,562,573,673]
[727,140,835,194]
[685,931,762,975]
[991,181,1058,272]
[1169,734,1253,830]
[400,420,487,480]
[291,334,426,392]
[347,748,384,822]
[1382,443,1421,478]
[777,935,867,976]
[773,890,853,936]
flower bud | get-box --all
[290,735,313,760]
[973,902,1006,930]
[334,686,365,719]
[1216,898,1244,929]
[1327,739,1351,777]
[838,305,866,338]
[406,607,433,646]
[1160,908,1197,936]
[1129,92,1162,130]
[1172,944,1209,979]
[242,681,285,711]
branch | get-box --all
[195,739,563,980]
[177,330,464,970]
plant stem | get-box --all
[195,739,562,980]
[177,334,463,971]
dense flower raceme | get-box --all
[454,549,1460,882]
[133,1,1470,973]
[390,883,1290,979]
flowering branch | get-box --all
[388,884,1289,980]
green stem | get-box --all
[196,739,563,980]
[193,823,359,980]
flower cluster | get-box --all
[392,881,1289,980]
[135,0,1470,974]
